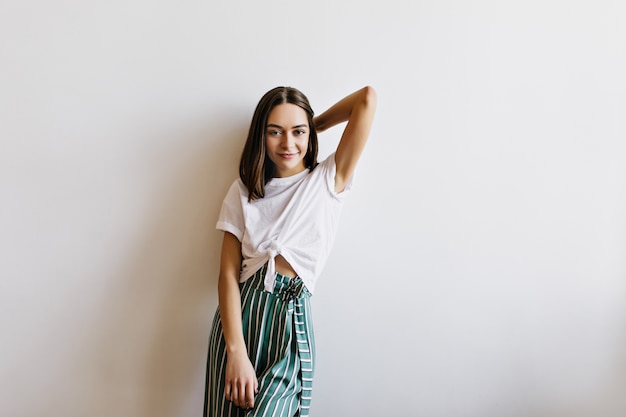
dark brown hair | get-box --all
[239,86,318,200]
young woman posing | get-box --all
[204,85,377,417]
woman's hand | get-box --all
[224,350,259,409]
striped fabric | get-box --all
[204,266,315,417]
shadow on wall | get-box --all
[546,332,626,417]
[82,115,245,417]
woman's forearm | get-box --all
[218,272,247,355]
[217,232,247,355]
[314,86,376,133]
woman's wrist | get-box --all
[226,342,248,356]
[313,116,326,133]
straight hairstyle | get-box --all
[239,87,319,200]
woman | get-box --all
[204,85,377,417]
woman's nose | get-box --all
[281,133,295,146]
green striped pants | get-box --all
[204,266,315,417]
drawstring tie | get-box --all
[273,274,307,301]
[264,241,280,293]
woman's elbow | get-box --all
[362,85,377,107]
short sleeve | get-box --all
[216,180,245,241]
[320,152,354,199]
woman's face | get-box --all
[265,103,310,177]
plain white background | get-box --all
[1,1,625,416]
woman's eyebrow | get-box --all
[266,123,308,129]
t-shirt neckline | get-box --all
[267,168,309,187]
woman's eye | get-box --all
[295,129,306,135]
[267,130,281,136]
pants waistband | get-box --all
[252,266,311,301]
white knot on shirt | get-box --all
[268,241,279,258]
[264,241,280,292]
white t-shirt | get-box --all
[216,153,352,294]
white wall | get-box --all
[1,1,625,416]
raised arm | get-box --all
[313,86,377,192]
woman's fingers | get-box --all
[224,382,231,401]
[235,381,245,408]
[230,384,239,407]
[224,353,258,409]
[244,379,256,409]
[225,380,255,409]
[237,379,257,409]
